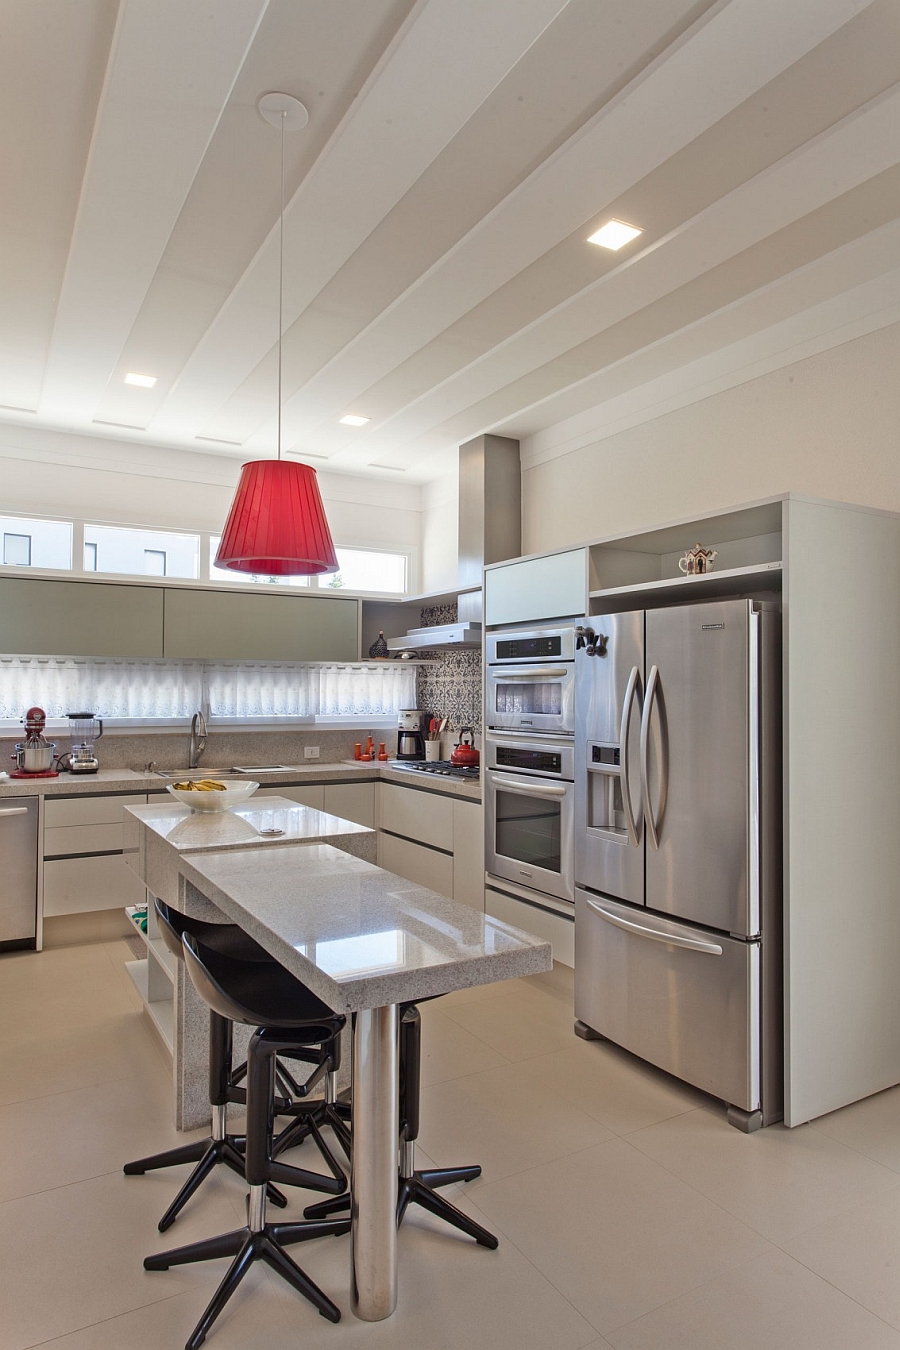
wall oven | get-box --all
[485,733,574,903]
[485,625,576,735]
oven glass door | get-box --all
[487,770,574,901]
[486,664,574,733]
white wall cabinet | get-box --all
[484,548,587,626]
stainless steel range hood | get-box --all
[386,435,521,652]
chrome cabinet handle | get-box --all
[488,773,568,798]
[618,664,642,848]
[0,807,29,817]
[585,897,722,955]
[639,664,667,851]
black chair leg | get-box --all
[124,1140,207,1174]
[155,1138,288,1232]
[398,1174,498,1248]
[184,1239,257,1350]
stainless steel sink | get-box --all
[153,768,245,779]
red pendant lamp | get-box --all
[216,94,338,578]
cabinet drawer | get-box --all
[43,823,124,857]
[323,782,376,829]
[43,853,146,916]
[257,785,325,809]
[379,782,453,851]
[378,832,453,898]
[486,885,574,967]
[45,794,145,828]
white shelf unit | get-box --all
[589,561,783,611]
[125,902,175,1055]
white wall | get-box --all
[520,320,900,553]
[0,423,423,585]
[420,465,459,593]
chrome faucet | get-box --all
[189,711,208,769]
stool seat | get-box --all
[185,941,339,1033]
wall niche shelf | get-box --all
[589,561,783,613]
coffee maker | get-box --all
[396,709,426,760]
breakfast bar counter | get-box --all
[124,803,551,1320]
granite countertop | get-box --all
[125,796,374,854]
[0,760,480,803]
[178,841,550,1011]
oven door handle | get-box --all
[487,666,570,680]
[488,773,569,798]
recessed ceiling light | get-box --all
[124,372,157,388]
[587,220,643,250]
[339,414,370,427]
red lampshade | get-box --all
[215,460,338,576]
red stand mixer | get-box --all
[11,707,59,779]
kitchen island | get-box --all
[124,801,550,1320]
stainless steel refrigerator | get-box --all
[574,598,781,1131]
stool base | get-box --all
[304,1160,498,1248]
[144,1215,350,1348]
[124,1137,287,1232]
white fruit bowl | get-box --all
[166,780,260,813]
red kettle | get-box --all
[450,727,480,767]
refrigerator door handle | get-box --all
[618,664,642,847]
[585,897,723,955]
[640,664,667,851]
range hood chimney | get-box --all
[387,434,521,651]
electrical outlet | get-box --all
[304,746,320,760]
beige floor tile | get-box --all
[418,1059,613,1187]
[785,1187,900,1329]
[438,977,536,1010]
[416,1005,511,1086]
[813,1084,900,1173]
[22,1285,298,1349]
[272,1187,599,1350]
[0,1007,169,1106]
[440,983,579,1062]
[518,1038,705,1135]
[628,1106,900,1243]
[0,1070,207,1203]
[0,1168,249,1350]
[469,1136,770,1334]
[605,1249,900,1349]
[0,978,141,1040]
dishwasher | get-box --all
[0,796,38,948]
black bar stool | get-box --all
[144,932,351,1349]
[124,899,297,1230]
[305,1001,498,1248]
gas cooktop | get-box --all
[391,760,479,780]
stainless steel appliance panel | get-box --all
[643,600,756,936]
[486,624,576,735]
[0,796,38,944]
[486,626,576,664]
[575,609,645,905]
[575,889,759,1111]
[484,733,574,781]
[486,768,574,902]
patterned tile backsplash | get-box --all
[415,603,483,735]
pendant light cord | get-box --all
[277,109,285,461]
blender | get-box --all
[64,712,103,774]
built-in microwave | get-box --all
[485,733,574,903]
[485,625,576,735]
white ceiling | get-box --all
[2,0,899,485]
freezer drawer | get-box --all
[575,889,759,1111]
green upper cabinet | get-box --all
[0,577,164,657]
[162,589,359,661]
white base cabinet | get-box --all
[377,782,483,909]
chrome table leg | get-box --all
[350,1004,399,1320]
